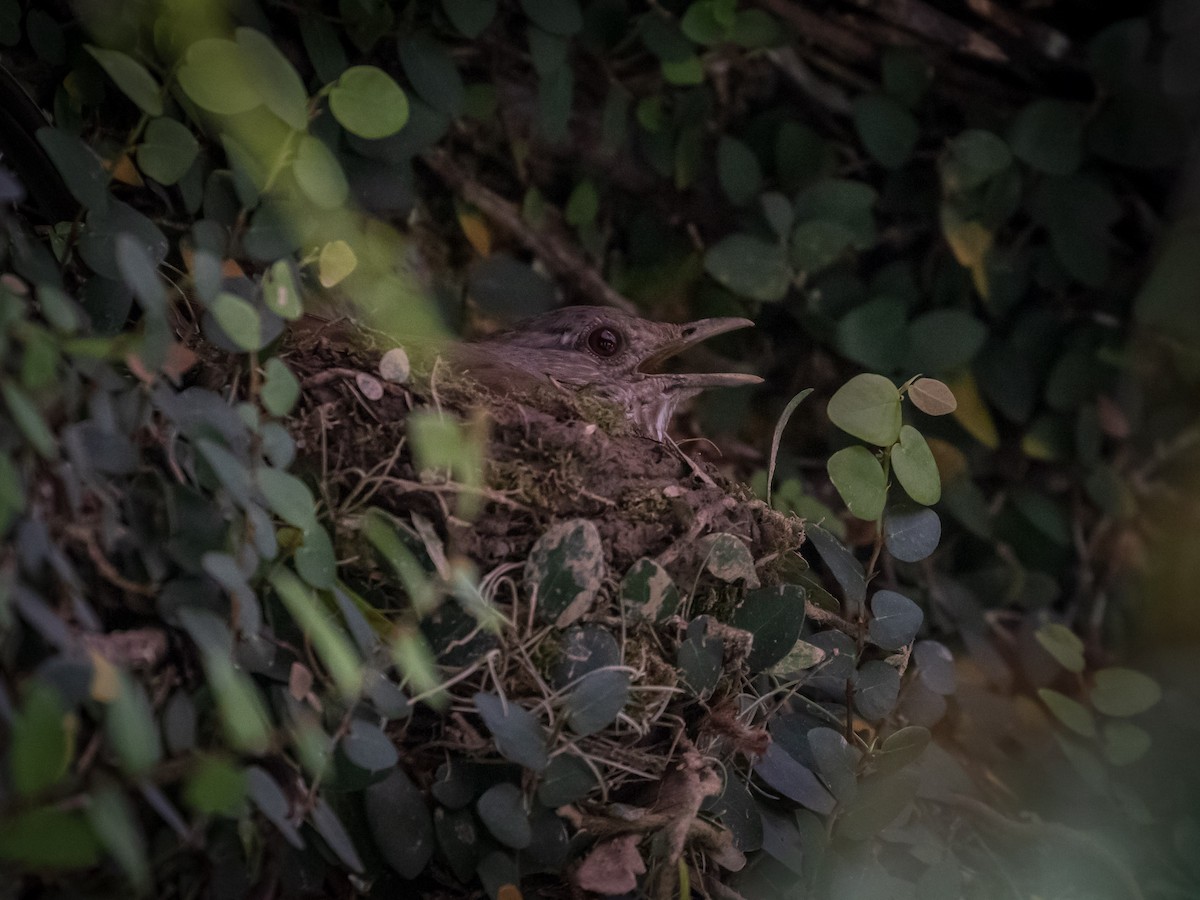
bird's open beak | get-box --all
[639,317,764,390]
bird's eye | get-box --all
[586,326,622,358]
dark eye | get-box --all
[586,326,622,358]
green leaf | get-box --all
[537,754,597,807]
[853,93,918,169]
[873,725,931,774]
[329,66,409,138]
[883,503,941,562]
[699,532,760,587]
[1090,668,1162,717]
[177,38,260,115]
[36,127,109,212]
[704,233,791,302]
[86,45,162,115]
[681,2,726,44]
[269,567,363,698]
[524,519,605,626]
[441,0,497,38]
[940,129,1011,192]
[835,296,908,372]
[236,26,310,130]
[753,743,835,813]
[183,629,271,754]
[794,178,876,247]
[399,33,465,116]
[2,381,56,459]
[717,136,762,206]
[343,718,399,771]
[661,55,704,86]
[790,220,856,274]
[827,445,887,521]
[565,178,599,227]
[827,373,902,446]
[1038,688,1096,737]
[761,191,794,238]
[809,727,860,802]
[0,807,101,869]
[729,583,806,672]
[210,291,264,352]
[1008,99,1086,175]
[86,785,150,891]
[890,425,941,505]
[105,672,163,775]
[256,467,317,530]
[1035,623,1085,673]
[475,691,549,771]
[0,452,24,532]
[137,117,199,185]
[868,590,923,649]
[299,12,348,83]
[776,121,835,192]
[519,0,582,35]
[183,755,247,816]
[10,680,73,797]
[262,259,303,321]
[296,523,336,587]
[1101,720,1151,766]
[366,768,434,878]
[537,65,573,142]
[837,770,919,840]
[261,357,300,417]
[679,616,723,699]
[311,797,364,872]
[363,509,437,615]
[620,557,680,622]
[806,523,866,605]
[854,660,901,720]
[565,669,630,736]
[116,232,166,316]
[390,628,442,701]
[904,308,987,373]
[528,30,567,80]
[914,640,956,695]
[246,765,303,847]
[293,135,349,209]
[730,9,781,47]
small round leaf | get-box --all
[827,445,887,521]
[1090,668,1162,717]
[891,425,941,505]
[329,66,409,138]
[827,373,902,446]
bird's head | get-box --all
[451,306,762,439]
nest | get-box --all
[280,318,809,896]
[284,318,804,580]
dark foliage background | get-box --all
[1,0,1200,897]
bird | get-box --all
[448,305,763,441]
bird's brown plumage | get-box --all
[450,306,762,440]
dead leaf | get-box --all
[573,834,646,895]
[289,662,314,701]
[1096,395,1131,439]
[161,342,199,383]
